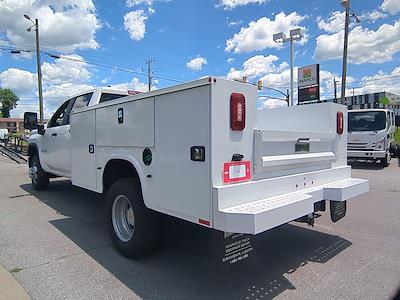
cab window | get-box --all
[99,93,126,103]
[71,93,93,110]
[47,99,72,128]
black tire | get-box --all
[107,178,160,258]
[30,155,49,190]
[380,154,390,167]
[390,143,397,158]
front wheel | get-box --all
[380,154,390,167]
[29,155,49,190]
[107,178,160,258]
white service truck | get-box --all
[347,109,399,167]
[25,78,369,258]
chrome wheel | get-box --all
[112,195,135,242]
[29,163,38,183]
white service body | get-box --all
[29,78,368,235]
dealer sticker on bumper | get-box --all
[223,161,251,183]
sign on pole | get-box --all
[298,64,320,104]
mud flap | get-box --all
[330,200,347,222]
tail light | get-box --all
[337,111,344,134]
[230,93,246,130]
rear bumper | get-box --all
[212,166,368,234]
[347,150,386,159]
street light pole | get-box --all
[341,0,350,105]
[290,38,294,107]
[24,15,44,124]
[273,28,303,106]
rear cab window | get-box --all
[99,93,127,103]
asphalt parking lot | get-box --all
[0,156,399,300]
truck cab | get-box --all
[28,88,130,179]
[347,109,397,166]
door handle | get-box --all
[52,133,57,137]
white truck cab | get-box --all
[25,78,369,258]
[28,87,131,177]
[347,109,398,167]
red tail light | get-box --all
[230,93,246,131]
[337,111,344,134]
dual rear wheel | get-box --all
[106,178,161,257]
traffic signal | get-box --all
[257,80,263,90]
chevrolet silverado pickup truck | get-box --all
[24,78,369,258]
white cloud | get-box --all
[218,0,268,10]
[315,20,400,64]
[227,58,235,64]
[124,10,148,41]
[109,77,149,92]
[42,55,91,85]
[0,68,36,96]
[317,11,345,33]
[225,12,307,53]
[381,0,400,15]
[360,10,386,23]
[227,55,278,80]
[186,56,208,71]
[259,98,287,110]
[228,20,243,27]
[349,67,400,95]
[126,0,155,7]
[0,0,100,52]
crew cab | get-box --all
[347,109,399,167]
[24,78,369,258]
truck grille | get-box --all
[347,142,375,151]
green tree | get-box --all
[0,88,19,118]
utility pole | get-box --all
[340,0,350,105]
[333,78,338,103]
[146,59,155,92]
[24,15,44,124]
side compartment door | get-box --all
[71,109,97,191]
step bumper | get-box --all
[213,177,368,235]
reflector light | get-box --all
[230,93,246,130]
[198,219,210,226]
[337,111,344,134]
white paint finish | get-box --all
[146,85,211,222]
[323,178,369,201]
[96,97,155,147]
[214,176,368,234]
[210,79,258,186]
[52,125,72,176]
[261,152,335,167]
[214,166,352,210]
[71,110,97,190]
[39,125,71,176]
[348,150,387,159]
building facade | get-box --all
[325,92,400,115]
[0,118,25,133]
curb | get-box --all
[0,264,30,300]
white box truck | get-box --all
[25,78,368,257]
[348,109,399,167]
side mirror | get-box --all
[37,124,45,135]
[23,112,38,130]
[395,115,400,127]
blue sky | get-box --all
[0,0,399,116]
